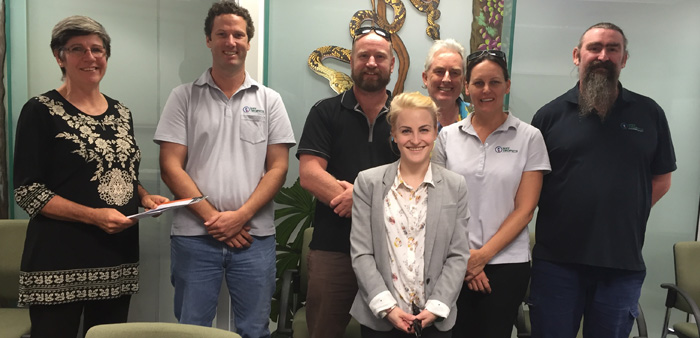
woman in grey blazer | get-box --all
[350,92,470,338]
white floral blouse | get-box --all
[383,163,433,313]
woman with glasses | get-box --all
[432,50,551,338]
[13,16,168,337]
[421,39,469,132]
[350,92,470,338]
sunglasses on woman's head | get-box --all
[467,50,506,63]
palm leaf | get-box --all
[271,177,316,323]
[276,213,309,246]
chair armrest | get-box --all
[514,303,531,338]
[277,268,299,337]
[632,302,648,338]
[661,283,700,334]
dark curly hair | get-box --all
[204,1,254,41]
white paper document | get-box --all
[127,196,208,220]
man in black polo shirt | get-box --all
[529,22,676,338]
[296,27,399,338]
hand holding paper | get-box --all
[128,196,208,220]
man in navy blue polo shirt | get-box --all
[530,22,676,338]
[296,27,399,338]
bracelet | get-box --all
[385,305,397,315]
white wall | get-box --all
[509,0,700,333]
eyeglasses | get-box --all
[466,49,506,63]
[62,45,107,58]
[353,26,392,42]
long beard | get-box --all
[352,68,391,92]
[579,61,618,121]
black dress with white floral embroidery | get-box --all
[13,90,141,306]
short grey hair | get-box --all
[423,39,466,72]
[50,16,111,76]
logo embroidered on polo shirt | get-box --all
[242,106,265,114]
[494,146,518,153]
[620,123,644,132]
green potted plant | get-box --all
[270,178,315,333]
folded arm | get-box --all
[205,143,290,247]
[159,141,219,220]
[299,154,352,217]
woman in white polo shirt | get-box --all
[432,50,551,338]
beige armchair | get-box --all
[85,322,242,338]
[0,219,31,338]
[660,241,700,338]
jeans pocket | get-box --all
[629,303,639,319]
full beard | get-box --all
[352,69,391,92]
[579,61,618,121]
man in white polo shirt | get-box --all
[153,2,295,337]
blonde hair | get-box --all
[387,92,438,130]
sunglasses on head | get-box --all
[467,49,507,63]
[353,26,392,42]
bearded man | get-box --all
[297,26,399,338]
[529,22,676,338]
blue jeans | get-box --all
[529,259,645,338]
[171,235,276,338]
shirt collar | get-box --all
[341,87,393,116]
[193,68,259,93]
[457,97,470,120]
[459,111,519,136]
[437,98,470,132]
[395,162,435,189]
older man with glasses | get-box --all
[297,26,399,338]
